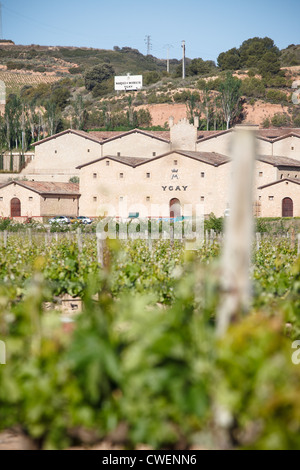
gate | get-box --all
[10,198,21,217]
[169,198,181,218]
[282,198,293,217]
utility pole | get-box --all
[0,2,3,40]
[181,40,186,79]
[164,44,173,73]
[144,35,152,56]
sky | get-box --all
[1,0,300,62]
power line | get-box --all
[2,3,94,42]
[164,44,173,73]
[0,2,3,40]
[144,35,152,56]
[181,40,186,79]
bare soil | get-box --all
[136,100,292,128]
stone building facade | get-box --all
[258,179,300,218]
[0,118,299,219]
[77,150,231,218]
[0,181,79,221]
[77,149,300,219]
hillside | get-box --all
[0,44,180,92]
[0,40,299,149]
[280,44,300,67]
[0,43,184,99]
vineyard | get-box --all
[0,71,61,96]
[0,229,299,450]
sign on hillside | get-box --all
[114,74,143,91]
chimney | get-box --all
[169,116,174,128]
[194,116,199,129]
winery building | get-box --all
[0,118,299,219]
[0,181,80,221]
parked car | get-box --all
[68,216,77,223]
[128,212,139,219]
[48,216,70,224]
[76,216,92,225]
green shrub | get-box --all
[204,213,224,234]
[241,78,265,98]
[265,89,289,104]
[262,117,271,128]
[143,71,161,86]
[271,113,291,127]
[0,217,11,231]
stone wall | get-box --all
[24,132,102,175]
[273,136,300,160]
[101,131,170,158]
[79,152,232,218]
[170,118,197,151]
[258,180,300,217]
[0,183,41,218]
[40,195,79,217]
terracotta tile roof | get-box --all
[21,181,80,194]
[133,150,230,167]
[91,128,300,143]
[195,128,300,144]
[91,128,170,144]
[0,180,80,195]
[77,155,149,169]
[32,129,102,147]
[258,178,300,189]
[197,130,229,140]
[90,129,172,142]
[32,126,300,149]
[107,155,150,166]
[196,129,233,143]
[257,128,300,140]
[89,131,126,141]
[175,150,230,166]
[257,155,300,167]
[77,150,230,169]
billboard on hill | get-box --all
[114,74,143,91]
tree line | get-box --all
[186,73,243,130]
[0,35,298,153]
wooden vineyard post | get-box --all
[97,236,104,268]
[45,228,51,245]
[290,228,295,250]
[27,228,32,244]
[170,223,174,248]
[77,227,82,253]
[146,230,152,251]
[4,230,7,248]
[216,126,257,338]
[256,232,261,251]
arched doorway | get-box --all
[10,198,21,217]
[170,198,181,219]
[282,197,293,217]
